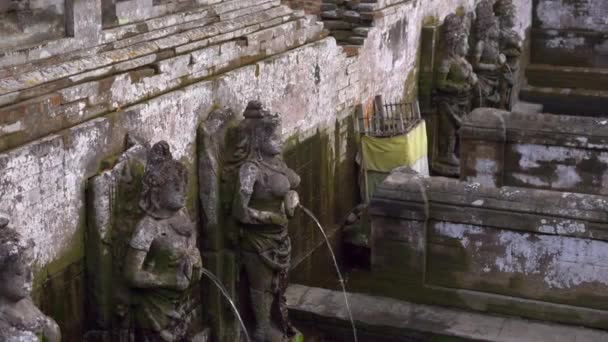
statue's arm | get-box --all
[439,101,463,127]
[43,317,61,342]
[437,61,470,93]
[233,163,285,225]
[473,41,497,71]
[124,223,183,289]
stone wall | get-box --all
[460,108,608,195]
[0,0,532,338]
[531,0,608,67]
[0,0,66,50]
[369,168,608,330]
[282,0,321,14]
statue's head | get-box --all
[495,0,516,29]
[139,141,188,218]
[443,14,468,57]
[0,214,35,302]
[475,0,499,40]
[240,101,283,158]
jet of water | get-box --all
[299,205,359,342]
[200,268,251,342]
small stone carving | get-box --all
[472,0,506,108]
[0,213,61,342]
[495,0,523,109]
[124,141,203,341]
[433,14,478,176]
[229,101,301,342]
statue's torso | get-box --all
[0,300,48,342]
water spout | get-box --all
[299,205,359,342]
[200,268,251,342]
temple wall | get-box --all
[460,108,608,195]
[0,0,532,338]
[531,0,608,67]
[369,168,608,330]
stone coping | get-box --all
[286,284,608,342]
[462,108,608,148]
[371,170,608,240]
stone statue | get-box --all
[433,14,478,176]
[495,0,523,109]
[124,141,203,341]
[229,101,300,342]
[0,213,61,342]
[472,0,506,108]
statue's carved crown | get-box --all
[494,0,516,20]
[443,14,467,54]
[475,0,498,34]
[242,100,281,134]
[0,214,33,273]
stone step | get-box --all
[526,64,608,91]
[511,100,544,114]
[519,85,608,117]
[286,284,608,342]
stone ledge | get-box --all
[286,284,608,341]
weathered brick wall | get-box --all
[283,0,322,14]
[370,169,608,330]
[0,0,532,338]
[460,108,608,195]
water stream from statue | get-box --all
[200,268,251,342]
[299,205,359,342]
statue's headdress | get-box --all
[0,214,34,274]
[443,14,468,55]
[233,100,282,162]
[494,0,516,27]
[475,0,498,37]
[139,141,187,216]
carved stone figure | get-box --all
[495,0,523,109]
[433,14,478,176]
[0,213,61,342]
[472,0,506,108]
[229,101,300,342]
[124,141,203,341]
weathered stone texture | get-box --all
[531,0,608,68]
[461,108,608,194]
[370,168,608,330]
[0,0,532,337]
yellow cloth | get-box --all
[361,121,428,172]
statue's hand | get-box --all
[499,54,507,66]
[175,259,192,291]
[470,73,478,85]
[160,330,176,342]
[285,191,300,218]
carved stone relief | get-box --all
[86,138,203,341]
[0,213,61,342]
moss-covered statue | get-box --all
[472,0,506,108]
[0,213,61,342]
[229,101,300,342]
[433,14,478,176]
[495,0,523,109]
[124,141,203,341]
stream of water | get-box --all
[200,268,251,342]
[299,205,359,342]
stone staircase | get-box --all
[520,63,608,116]
[0,0,325,152]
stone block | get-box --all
[461,108,608,195]
[370,168,608,330]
